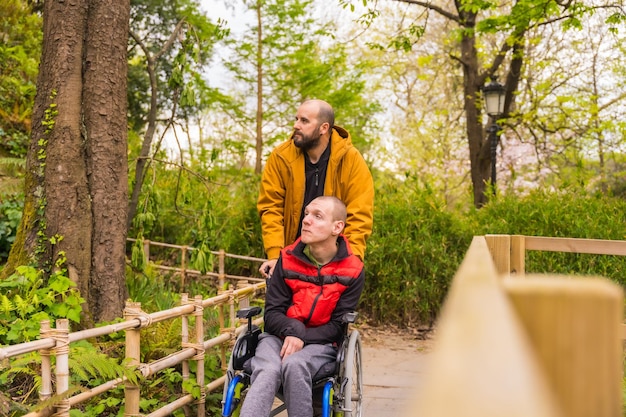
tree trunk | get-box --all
[83,0,130,322]
[457,10,491,208]
[3,0,130,326]
[255,0,264,175]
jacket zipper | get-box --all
[304,266,323,325]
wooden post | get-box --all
[124,302,142,417]
[504,275,623,417]
[194,295,206,416]
[228,284,236,332]
[39,320,53,408]
[237,280,250,309]
[181,246,187,291]
[218,249,225,289]
[181,294,190,391]
[485,234,511,276]
[510,235,525,275]
[143,239,150,262]
[218,285,228,374]
[54,319,70,417]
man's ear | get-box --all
[332,220,345,236]
[319,122,330,136]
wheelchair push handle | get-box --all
[237,306,262,333]
[342,311,358,324]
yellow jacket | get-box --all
[258,125,374,260]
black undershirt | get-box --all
[296,143,331,239]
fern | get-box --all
[69,341,141,386]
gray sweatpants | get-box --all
[239,333,337,417]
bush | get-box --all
[0,194,23,264]
[361,175,474,326]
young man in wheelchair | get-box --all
[238,196,365,417]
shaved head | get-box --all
[312,196,347,223]
[302,99,335,129]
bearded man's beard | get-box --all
[292,126,322,151]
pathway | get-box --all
[360,326,433,416]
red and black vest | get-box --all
[280,237,363,327]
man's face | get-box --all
[300,199,340,245]
[292,102,325,151]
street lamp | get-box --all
[482,79,506,189]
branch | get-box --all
[391,0,460,23]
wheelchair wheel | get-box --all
[339,329,362,417]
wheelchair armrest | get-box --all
[341,311,358,324]
[237,306,262,320]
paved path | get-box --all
[361,328,432,416]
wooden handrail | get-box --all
[404,235,623,417]
[403,236,564,417]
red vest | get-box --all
[280,239,363,327]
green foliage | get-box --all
[127,0,226,132]
[0,265,84,344]
[0,193,23,263]
[220,0,380,154]
[132,165,265,273]
[0,0,41,158]
[362,173,474,325]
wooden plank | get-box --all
[504,275,623,417]
[485,234,511,276]
[510,235,526,276]
[524,236,626,256]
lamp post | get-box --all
[483,79,506,189]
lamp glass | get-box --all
[483,81,505,117]
[485,92,504,117]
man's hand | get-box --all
[280,336,304,360]
[259,259,278,277]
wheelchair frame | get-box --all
[222,306,363,417]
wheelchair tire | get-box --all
[340,329,362,417]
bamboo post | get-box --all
[228,284,236,331]
[503,275,623,417]
[237,280,250,309]
[39,320,52,407]
[193,295,206,416]
[181,246,187,291]
[485,234,511,276]
[143,239,150,262]
[124,302,142,417]
[54,319,70,417]
[181,294,190,389]
[218,249,225,289]
[218,285,228,374]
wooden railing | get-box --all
[0,246,267,417]
[403,235,624,417]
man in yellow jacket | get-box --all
[257,99,374,276]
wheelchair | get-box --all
[222,306,363,417]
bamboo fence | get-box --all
[1,242,267,417]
